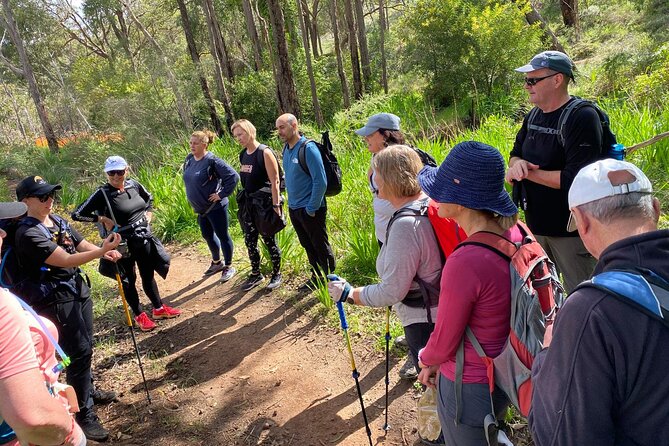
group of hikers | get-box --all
[0,49,667,446]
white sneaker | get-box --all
[220,266,237,282]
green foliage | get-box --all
[630,46,669,107]
[401,0,542,105]
[230,70,279,138]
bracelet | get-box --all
[60,416,75,445]
[272,204,282,208]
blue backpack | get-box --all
[575,267,669,328]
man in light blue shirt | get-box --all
[276,113,335,287]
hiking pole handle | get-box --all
[327,275,349,330]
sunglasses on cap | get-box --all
[524,72,560,86]
[28,191,58,202]
[107,169,126,176]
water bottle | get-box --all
[609,143,626,161]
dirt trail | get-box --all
[93,247,426,446]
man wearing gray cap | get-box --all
[505,50,601,292]
[530,159,669,445]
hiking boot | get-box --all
[79,414,109,442]
[134,312,156,332]
[394,335,408,348]
[152,304,181,319]
[399,358,418,380]
[92,388,118,405]
[241,273,264,291]
[267,273,282,290]
[220,265,237,282]
[203,261,225,276]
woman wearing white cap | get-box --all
[72,156,180,332]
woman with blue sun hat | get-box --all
[416,141,522,445]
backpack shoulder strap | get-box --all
[557,97,590,146]
[183,153,194,171]
[576,268,669,328]
[297,139,315,176]
[384,200,429,244]
[455,230,517,261]
[526,107,560,137]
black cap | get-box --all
[16,176,62,201]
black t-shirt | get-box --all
[510,99,602,236]
[71,180,152,227]
[15,215,84,282]
[239,145,271,194]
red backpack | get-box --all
[453,222,565,421]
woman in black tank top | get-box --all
[232,119,283,291]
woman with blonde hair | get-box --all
[232,119,283,291]
[328,145,441,379]
[183,130,239,282]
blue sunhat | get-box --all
[417,141,517,217]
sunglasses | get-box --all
[107,169,126,176]
[29,192,57,202]
[524,72,559,86]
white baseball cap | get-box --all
[567,159,652,231]
[104,155,128,172]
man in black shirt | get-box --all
[14,176,121,442]
[506,51,599,292]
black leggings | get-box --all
[243,218,281,276]
[118,237,163,316]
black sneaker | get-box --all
[92,388,118,405]
[267,273,282,290]
[79,414,109,442]
[241,273,264,291]
[203,261,225,276]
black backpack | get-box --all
[238,144,286,193]
[296,131,343,197]
[527,96,623,160]
[0,218,24,289]
[412,146,438,167]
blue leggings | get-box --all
[198,203,234,265]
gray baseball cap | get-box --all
[355,113,401,137]
[515,51,575,79]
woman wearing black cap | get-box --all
[416,141,521,445]
[13,176,121,441]
[72,156,179,332]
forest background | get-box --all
[1,0,668,312]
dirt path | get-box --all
[92,247,428,446]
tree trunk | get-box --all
[378,0,388,93]
[353,0,371,92]
[123,0,191,130]
[266,0,301,116]
[304,0,319,59]
[1,81,27,142]
[329,0,350,107]
[241,0,263,70]
[560,0,579,30]
[0,0,58,152]
[295,0,323,125]
[343,0,362,99]
[515,0,565,52]
[202,0,235,129]
[176,0,224,136]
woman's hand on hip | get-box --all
[208,193,222,202]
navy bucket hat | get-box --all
[418,141,517,217]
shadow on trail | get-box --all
[227,360,411,445]
[164,277,220,308]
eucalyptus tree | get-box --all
[202,0,234,128]
[295,0,322,125]
[265,0,300,115]
[328,0,349,107]
[352,0,369,92]
[342,0,361,99]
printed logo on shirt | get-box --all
[292,158,299,164]
[240,164,253,174]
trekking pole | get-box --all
[114,263,151,404]
[383,306,391,432]
[327,276,373,446]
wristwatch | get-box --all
[346,296,355,305]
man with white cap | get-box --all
[530,159,669,445]
[505,50,601,292]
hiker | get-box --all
[232,119,283,291]
[328,145,441,384]
[506,50,600,292]
[72,156,180,332]
[355,112,432,381]
[416,141,519,445]
[183,130,240,282]
[0,199,86,446]
[276,113,335,287]
[14,176,122,442]
[530,159,669,445]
